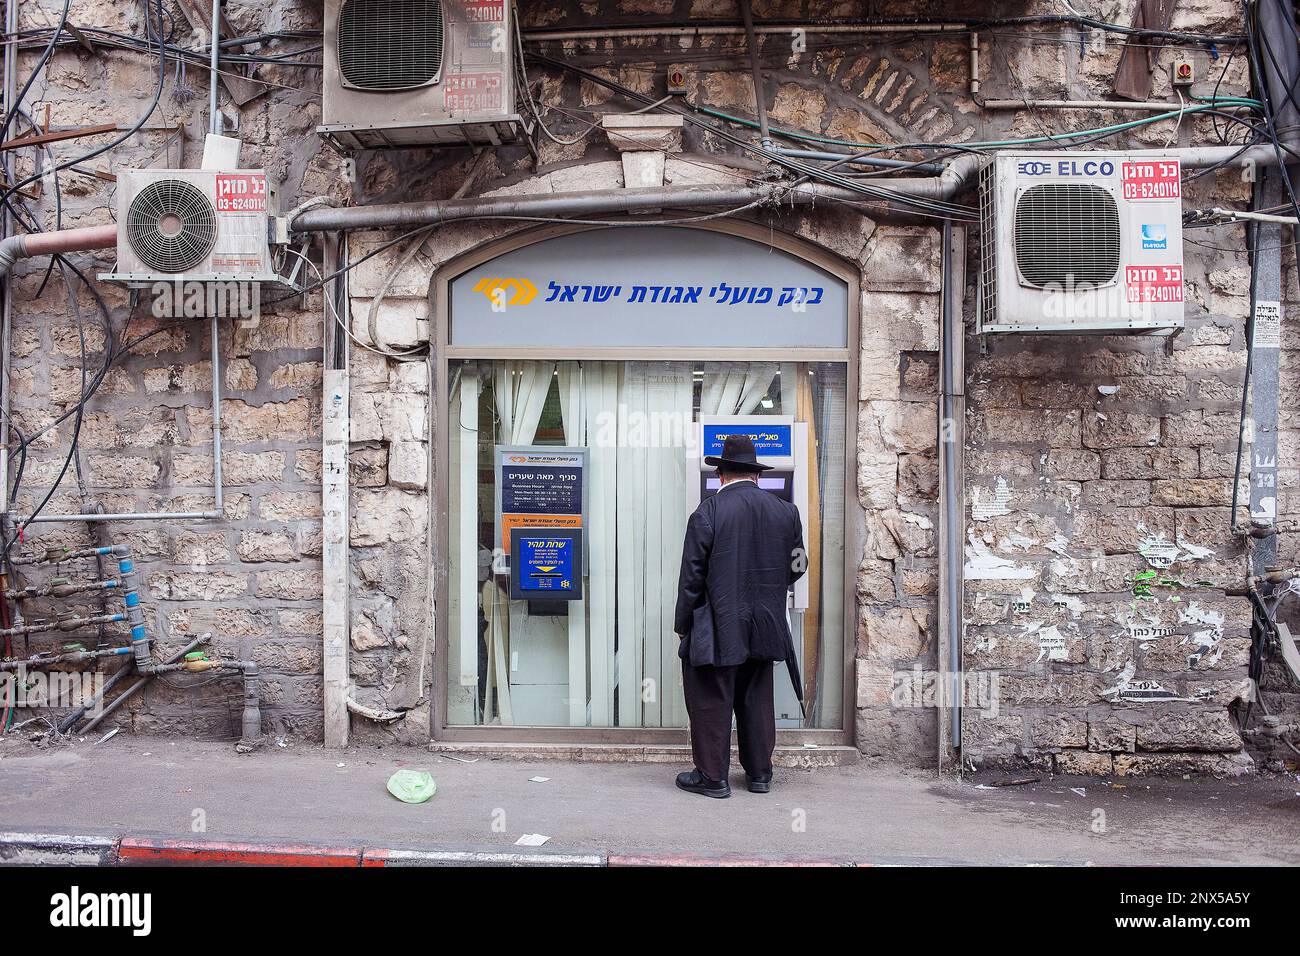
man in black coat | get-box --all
[673,434,807,798]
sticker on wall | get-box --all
[1125,264,1184,303]
[1138,535,1180,569]
[1100,662,1186,702]
[1179,601,1225,669]
[1033,625,1069,663]
[1253,300,1281,349]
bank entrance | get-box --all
[433,223,859,744]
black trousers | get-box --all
[681,658,776,782]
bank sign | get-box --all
[449,225,849,350]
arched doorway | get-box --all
[432,221,859,745]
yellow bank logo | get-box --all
[473,277,538,306]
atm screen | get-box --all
[700,471,794,503]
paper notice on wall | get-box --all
[1253,300,1281,349]
[970,477,1013,521]
[1035,626,1068,663]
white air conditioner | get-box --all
[102,169,283,286]
[979,151,1185,334]
[319,0,534,152]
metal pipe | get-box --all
[0,224,118,277]
[81,633,210,733]
[209,0,221,136]
[938,222,964,760]
[56,655,135,732]
[1205,206,1300,225]
[982,98,1250,111]
[111,545,151,670]
[7,577,120,600]
[240,661,261,740]
[292,136,1300,234]
[1,0,16,516]
[523,23,968,41]
[969,32,980,99]
[11,313,226,524]
[738,0,771,147]
[292,178,961,233]
[0,645,131,671]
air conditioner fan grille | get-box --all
[338,0,444,91]
[126,179,217,274]
[1014,183,1121,287]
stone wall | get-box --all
[2,0,1291,769]
[4,0,337,738]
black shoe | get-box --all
[676,770,731,798]
[746,774,772,793]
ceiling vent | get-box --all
[979,152,1185,334]
[320,0,534,152]
[337,0,445,91]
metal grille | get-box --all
[338,0,444,91]
[978,160,998,326]
[126,179,217,273]
[1014,184,1120,287]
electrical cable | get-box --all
[0,0,169,209]
[0,0,71,144]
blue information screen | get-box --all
[510,528,583,601]
[701,423,793,459]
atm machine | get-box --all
[688,415,811,728]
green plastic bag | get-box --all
[386,769,437,804]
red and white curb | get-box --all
[0,832,862,867]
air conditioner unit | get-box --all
[979,151,1185,334]
[102,168,285,287]
[319,0,534,152]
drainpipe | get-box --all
[209,0,221,136]
[1,0,17,519]
[0,224,118,277]
[739,0,771,149]
[938,222,966,772]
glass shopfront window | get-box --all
[446,359,848,730]
[437,224,856,739]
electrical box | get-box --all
[1171,58,1195,86]
[979,151,1185,334]
[101,168,288,289]
[320,0,535,152]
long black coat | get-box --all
[674,480,807,672]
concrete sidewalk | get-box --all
[1,735,1297,865]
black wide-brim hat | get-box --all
[704,433,774,472]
